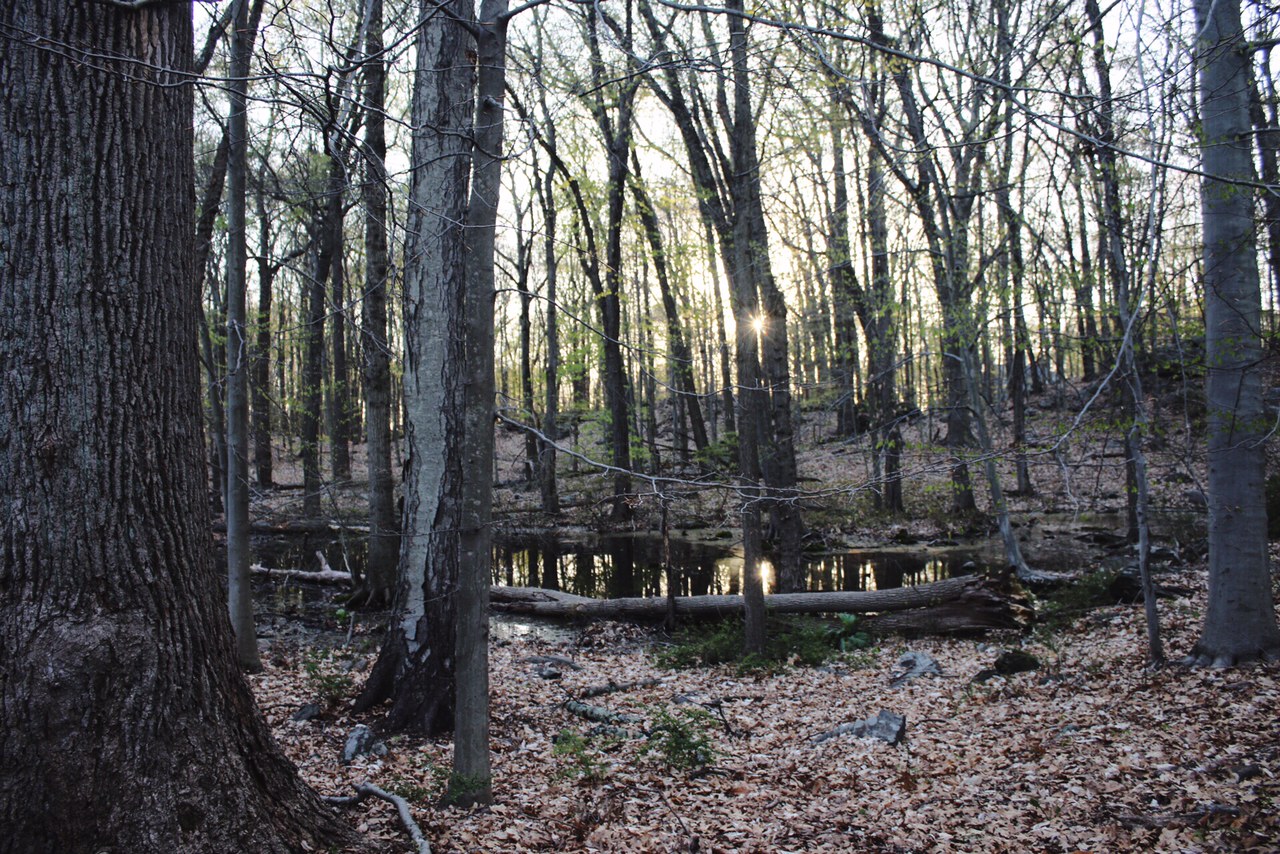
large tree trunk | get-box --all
[353,0,475,735]
[1189,0,1280,666]
[0,3,361,849]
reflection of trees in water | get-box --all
[491,534,981,597]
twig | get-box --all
[580,678,662,698]
[324,782,430,854]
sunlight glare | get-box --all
[758,559,774,594]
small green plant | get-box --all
[443,772,492,807]
[388,780,433,804]
[302,650,354,706]
[694,432,738,470]
[552,730,609,782]
[643,706,718,771]
[1035,569,1119,630]
[655,620,744,668]
[827,614,872,652]
[656,615,869,671]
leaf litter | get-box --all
[250,561,1279,853]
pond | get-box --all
[243,528,986,599]
[495,533,983,598]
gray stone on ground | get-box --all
[811,710,907,745]
[291,702,323,722]
[994,650,1040,675]
[890,651,941,687]
[342,724,387,763]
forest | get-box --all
[1,0,1278,850]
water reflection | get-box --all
[493,534,981,599]
[242,530,981,600]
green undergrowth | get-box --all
[1034,568,1121,631]
[655,615,873,673]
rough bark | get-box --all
[0,3,361,849]
[357,0,398,606]
[1189,0,1280,666]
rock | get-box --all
[524,654,582,671]
[537,667,562,680]
[291,702,323,722]
[994,650,1040,675]
[1232,764,1262,782]
[890,651,941,687]
[811,710,907,745]
[342,724,387,763]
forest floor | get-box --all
[242,379,1280,852]
[251,559,1280,853]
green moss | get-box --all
[654,615,868,671]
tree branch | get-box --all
[324,782,430,854]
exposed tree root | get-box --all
[325,782,430,854]
[1181,644,1280,668]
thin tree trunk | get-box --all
[354,0,474,735]
[224,0,263,671]
[328,173,351,482]
[451,0,509,806]
[537,144,561,513]
[252,184,276,488]
[631,159,709,451]
[358,0,397,605]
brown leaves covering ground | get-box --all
[251,563,1280,854]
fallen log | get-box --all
[249,567,1030,633]
[490,573,1027,625]
[251,564,353,585]
[214,519,370,535]
[862,588,1035,636]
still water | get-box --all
[494,534,981,598]
[247,530,983,599]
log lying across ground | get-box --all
[252,566,1031,634]
[491,573,1031,634]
